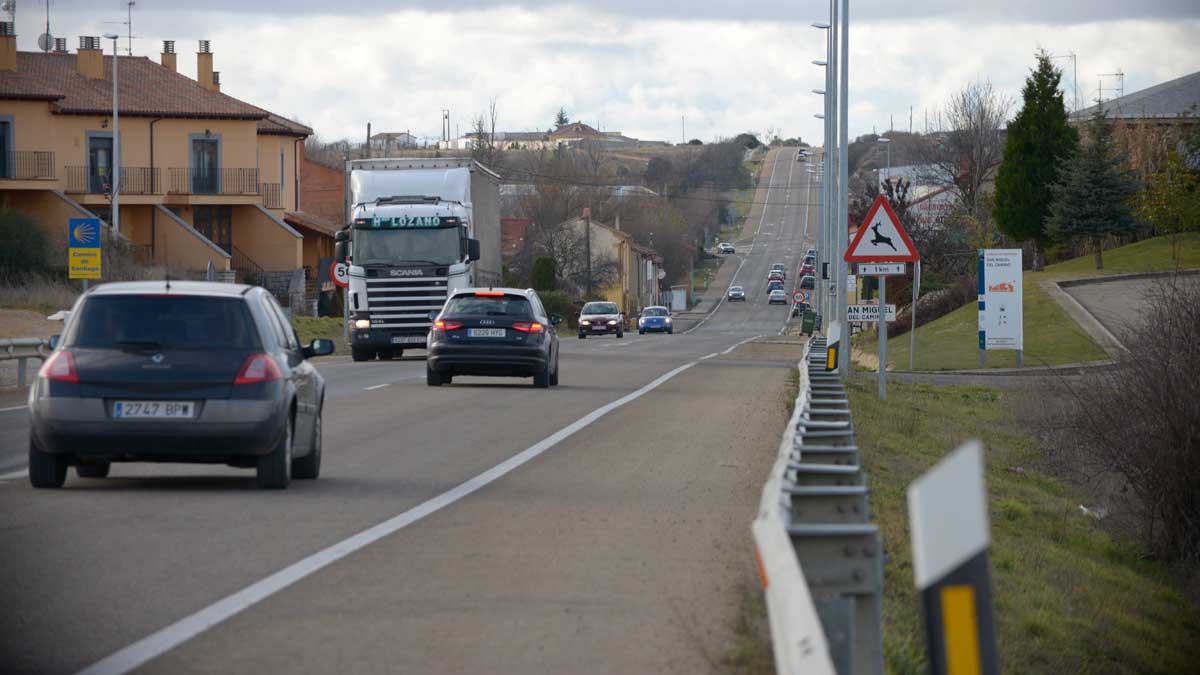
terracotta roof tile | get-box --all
[3,51,264,119]
[257,112,313,137]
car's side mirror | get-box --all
[48,334,60,350]
[428,310,440,322]
[549,314,563,326]
[304,338,335,358]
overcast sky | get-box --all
[15,1,1200,145]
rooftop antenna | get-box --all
[103,1,137,55]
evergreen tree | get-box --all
[994,50,1078,270]
[531,256,557,291]
[554,107,570,127]
[1046,108,1139,270]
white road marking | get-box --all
[0,468,29,481]
[74,342,754,675]
[363,383,390,391]
[0,404,28,413]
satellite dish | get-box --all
[37,33,54,52]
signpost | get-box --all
[330,260,350,289]
[68,217,102,287]
[907,441,1000,675]
[844,195,919,399]
[793,290,811,306]
[977,250,1023,367]
[848,304,896,322]
[858,263,905,276]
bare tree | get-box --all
[470,99,505,173]
[917,81,1012,218]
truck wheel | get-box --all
[351,348,373,362]
[76,462,111,478]
[426,364,443,387]
[256,417,292,490]
[379,350,393,361]
[29,438,67,489]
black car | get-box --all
[28,281,333,490]
[426,288,562,388]
[578,301,624,339]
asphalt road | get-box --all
[0,148,819,675]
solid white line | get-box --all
[0,468,29,480]
[363,383,390,391]
[75,352,719,675]
[0,404,28,413]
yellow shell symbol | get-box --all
[73,221,98,246]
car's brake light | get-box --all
[512,322,544,333]
[434,320,463,331]
[234,354,283,385]
[474,291,505,297]
[39,351,78,383]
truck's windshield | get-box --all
[353,228,461,266]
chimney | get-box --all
[160,40,176,72]
[196,39,215,91]
[212,71,221,93]
[76,36,103,79]
[53,37,67,53]
[0,22,15,71]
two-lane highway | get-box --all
[0,147,821,674]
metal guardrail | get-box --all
[1,338,50,388]
[752,336,883,675]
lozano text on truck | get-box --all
[335,158,502,362]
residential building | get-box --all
[0,29,332,296]
[1072,70,1200,127]
[369,131,419,153]
[557,214,661,314]
[500,217,533,265]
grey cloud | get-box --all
[44,0,1200,24]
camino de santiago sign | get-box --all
[977,250,1023,365]
[69,217,102,280]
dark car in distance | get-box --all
[578,301,623,339]
[28,281,333,490]
[426,288,562,388]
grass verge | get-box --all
[856,234,1199,371]
[292,315,346,357]
[848,377,1200,674]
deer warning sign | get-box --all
[844,195,919,263]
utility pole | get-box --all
[365,122,371,159]
[837,0,850,377]
[584,208,593,298]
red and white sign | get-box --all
[331,261,350,288]
[793,290,811,305]
[844,195,919,263]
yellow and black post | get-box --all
[907,441,999,675]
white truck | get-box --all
[336,158,502,362]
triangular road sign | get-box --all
[844,195,919,263]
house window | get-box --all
[88,135,114,193]
[0,118,10,178]
[188,132,222,194]
[194,205,232,253]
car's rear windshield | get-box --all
[444,294,532,317]
[643,307,669,317]
[70,295,261,351]
[582,302,619,314]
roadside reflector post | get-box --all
[907,441,1000,675]
[824,320,841,371]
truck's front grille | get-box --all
[365,276,449,330]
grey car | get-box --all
[28,281,333,489]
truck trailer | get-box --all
[336,158,502,361]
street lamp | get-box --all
[103,32,120,235]
[811,59,827,67]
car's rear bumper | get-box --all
[30,398,285,460]
[427,342,547,376]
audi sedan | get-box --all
[637,306,674,334]
[426,288,562,388]
[28,281,333,490]
[578,301,623,339]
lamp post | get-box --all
[103,32,120,236]
[834,0,850,377]
[812,42,831,324]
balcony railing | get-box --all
[0,151,55,180]
[65,166,162,195]
[168,168,260,196]
[262,182,282,209]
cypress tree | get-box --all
[531,256,557,292]
[1046,108,1139,270]
[994,51,1078,270]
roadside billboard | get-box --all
[977,249,1023,351]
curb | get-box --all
[1055,268,1200,288]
